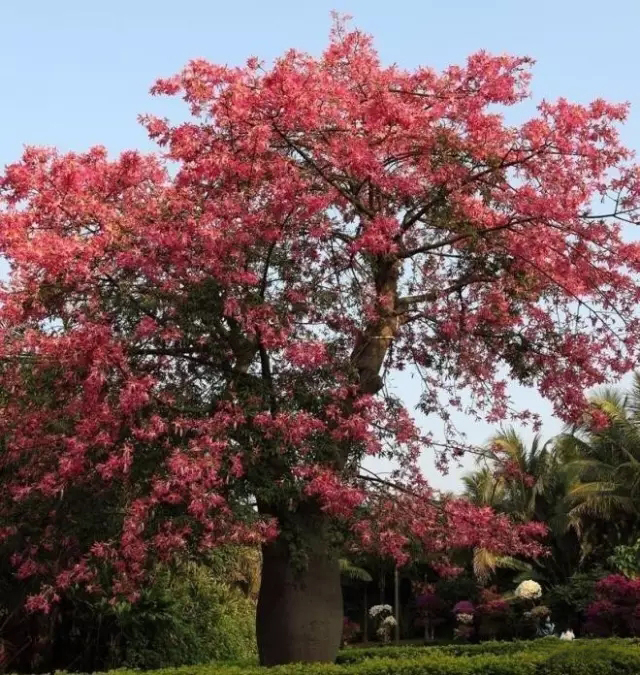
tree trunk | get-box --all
[256,523,342,666]
[363,585,368,644]
[394,565,400,644]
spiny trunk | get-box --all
[256,517,342,666]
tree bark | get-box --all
[363,585,368,643]
[256,520,342,666]
[394,565,400,644]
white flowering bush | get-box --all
[515,579,542,600]
[369,605,395,642]
[368,604,393,618]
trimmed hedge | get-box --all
[336,639,554,663]
[62,639,640,675]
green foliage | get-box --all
[434,576,480,608]
[536,641,640,675]
[545,574,600,632]
[104,562,256,669]
[609,539,640,578]
[65,640,640,675]
[1,554,257,672]
[560,375,640,559]
[463,430,581,586]
[340,559,373,584]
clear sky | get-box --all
[2,0,640,491]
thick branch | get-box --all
[257,335,277,416]
[399,219,535,259]
[396,274,494,313]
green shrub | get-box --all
[103,562,256,669]
[434,577,480,609]
[1,549,258,672]
[336,638,561,663]
[545,574,600,633]
[536,642,640,675]
[335,640,640,674]
[73,639,640,675]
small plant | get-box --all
[452,600,475,615]
[341,618,361,647]
[452,601,475,641]
[415,588,447,642]
[368,605,396,643]
[477,587,511,641]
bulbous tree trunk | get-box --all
[256,522,342,665]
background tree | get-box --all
[465,430,580,585]
[2,16,640,665]
[559,374,640,564]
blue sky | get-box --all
[2,0,640,490]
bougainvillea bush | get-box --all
[415,588,448,641]
[476,587,512,641]
[341,618,361,647]
[2,14,640,665]
[585,575,640,637]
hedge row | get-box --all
[337,636,640,662]
[336,638,561,663]
[71,639,640,675]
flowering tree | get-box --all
[2,16,640,665]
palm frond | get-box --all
[472,548,531,583]
[339,558,372,583]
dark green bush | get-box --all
[101,562,256,669]
[536,642,640,675]
[1,557,257,673]
[545,573,600,634]
[335,640,640,674]
[434,577,480,609]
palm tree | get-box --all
[486,428,553,522]
[462,467,505,510]
[560,374,640,560]
[463,428,579,585]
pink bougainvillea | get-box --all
[585,575,640,637]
